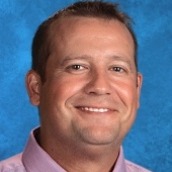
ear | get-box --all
[26,70,42,106]
[136,72,143,108]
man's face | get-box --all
[28,17,142,148]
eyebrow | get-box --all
[111,55,136,71]
[62,55,92,62]
[110,55,131,63]
[59,55,91,66]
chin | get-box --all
[77,126,120,146]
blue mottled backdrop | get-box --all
[0,0,172,171]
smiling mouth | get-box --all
[77,107,110,113]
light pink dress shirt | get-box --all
[0,129,151,172]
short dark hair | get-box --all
[32,1,138,81]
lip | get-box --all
[75,106,115,113]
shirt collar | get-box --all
[112,147,127,172]
[22,128,127,172]
[22,128,66,172]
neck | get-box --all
[63,146,120,172]
[40,132,120,172]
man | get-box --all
[0,1,151,172]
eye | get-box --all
[67,64,85,70]
[66,64,88,74]
[110,66,125,73]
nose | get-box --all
[84,70,111,95]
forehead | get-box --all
[48,16,135,62]
[49,16,134,44]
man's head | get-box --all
[27,0,142,159]
[31,1,138,82]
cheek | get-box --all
[47,77,86,104]
[123,85,138,104]
[115,79,138,103]
[116,83,139,138]
[39,79,78,126]
[112,79,139,118]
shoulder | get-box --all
[125,160,152,172]
[0,153,26,172]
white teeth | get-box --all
[81,107,109,112]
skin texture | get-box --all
[26,17,142,172]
